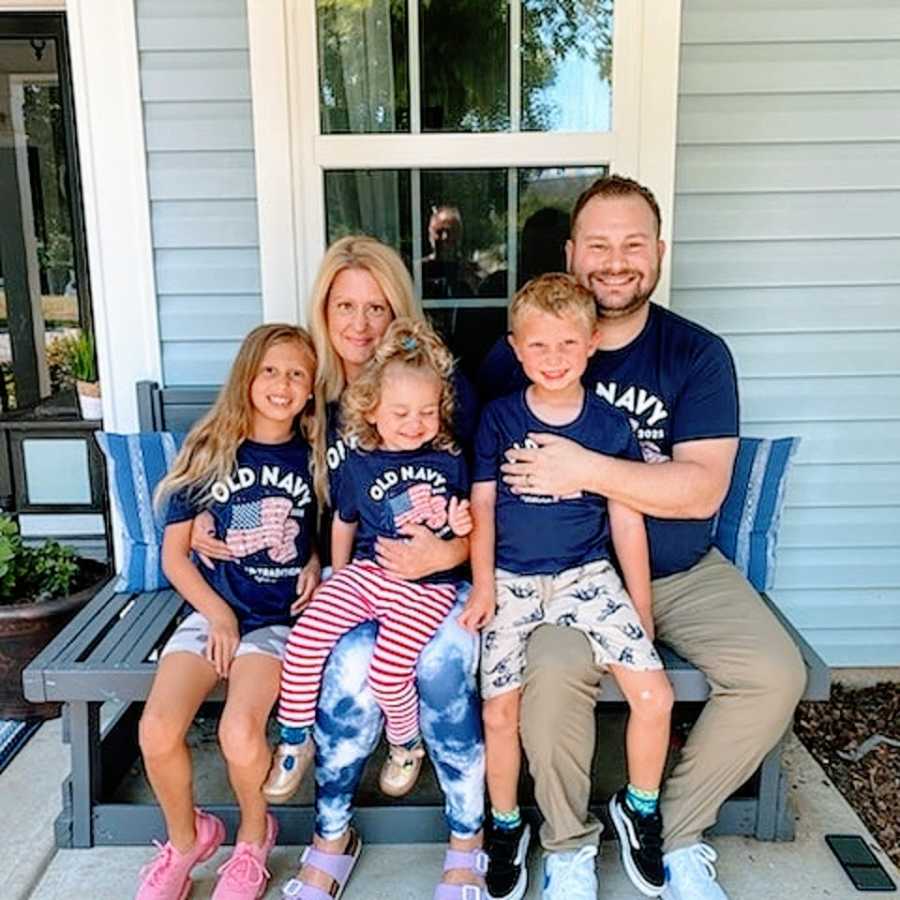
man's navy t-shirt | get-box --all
[166,436,316,635]
[477,303,739,578]
[474,390,642,575]
[335,444,469,584]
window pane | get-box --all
[324,169,413,265]
[521,0,613,132]
[517,166,607,286]
[420,0,509,132]
[317,0,409,134]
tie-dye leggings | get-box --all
[312,584,485,840]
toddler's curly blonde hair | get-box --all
[340,317,458,453]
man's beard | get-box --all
[589,267,660,320]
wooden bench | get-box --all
[23,380,830,848]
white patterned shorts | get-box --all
[480,558,662,700]
[160,611,290,662]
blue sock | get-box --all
[280,725,310,745]
[492,806,522,831]
[625,784,659,817]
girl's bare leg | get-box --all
[218,653,282,845]
[139,652,218,851]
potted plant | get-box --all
[65,330,101,419]
[0,514,107,719]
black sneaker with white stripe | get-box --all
[485,820,531,900]
[608,788,665,897]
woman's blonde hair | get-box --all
[307,235,423,503]
[340,317,457,454]
[155,324,316,507]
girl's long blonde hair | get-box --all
[308,235,423,503]
[340,317,457,454]
[155,324,317,507]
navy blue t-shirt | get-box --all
[474,390,642,575]
[477,303,739,578]
[166,436,316,635]
[335,444,469,584]
[320,368,479,566]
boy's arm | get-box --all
[457,480,497,633]
[608,499,655,642]
[161,520,239,677]
[331,517,358,571]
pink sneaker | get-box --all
[135,809,225,900]
[211,813,278,900]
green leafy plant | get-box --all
[0,513,80,606]
[63,330,97,384]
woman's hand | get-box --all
[291,555,322,615]
[500,432,594,498]
[447,497,473,537]
[375,525,464,580]
[457,583,495,633]
[206,608,240,679]
[190,511,233,569]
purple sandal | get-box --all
[281,828,361,899]
[433,848,489,900]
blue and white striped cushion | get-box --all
[713,436,799,592]
[95,432,185,592]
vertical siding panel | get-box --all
[136,0,262,385]
[672,0,900,665]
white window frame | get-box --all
[0,0,162,430]
[249,0,682,324]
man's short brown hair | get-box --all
[509,272,597,334]
[570,174,661,238]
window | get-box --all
[247,0,680,343]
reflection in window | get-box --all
[420,0,509,132]
[317,0,410,133]
[323,164,607,376]
[521,0,614,132]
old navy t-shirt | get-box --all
[473,389,642,575]
[335,444,469,584]
[477,303,739,578]
[166,436,316,635]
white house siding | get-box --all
[136,0,262,385]
[672,0,900,665]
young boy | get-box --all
[461,273,674,899]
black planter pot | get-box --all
[0,564,108,719]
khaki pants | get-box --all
[520,548,807,853]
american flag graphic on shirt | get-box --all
[388,483,448,531]
[225,495,300,563]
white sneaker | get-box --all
[662,843,729,899]
[542,845,598,899]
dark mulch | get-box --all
[795,681,900,868]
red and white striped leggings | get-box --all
[278,560,457,746]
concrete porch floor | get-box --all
[2,725,897,900]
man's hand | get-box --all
[190,511,233,569]
[447,497,473,537]
[457,583,495,633]
[500,432,593,498]
[291,556,322,615]
[206,608,239,679]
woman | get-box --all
[193,236,485,899]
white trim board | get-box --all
[247,0,683,314]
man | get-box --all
[478,175,806,900]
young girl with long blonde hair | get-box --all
[263,317,473,811]
[135,324,320,900]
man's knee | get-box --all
[523,625,601,695]
[757,640,807,713]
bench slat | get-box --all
[120,591,184,665]
[87,591,165,664]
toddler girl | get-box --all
[264,317,472,803]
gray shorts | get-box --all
[160,611,290,663]
[480,558,662,699]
